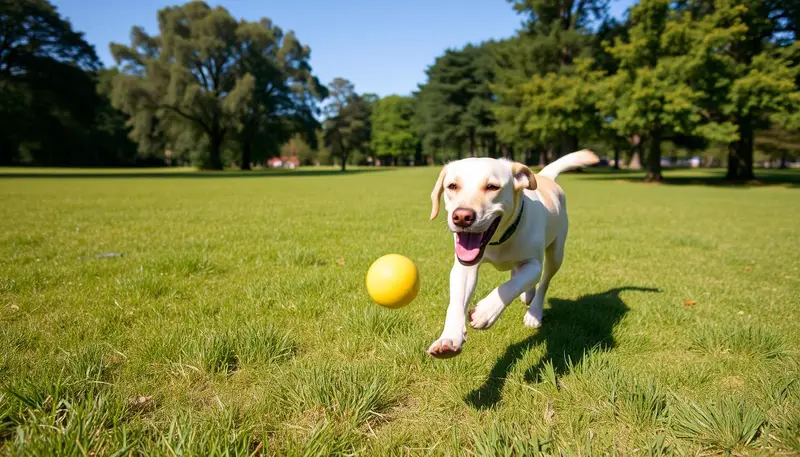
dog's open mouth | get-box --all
[454,217,501,266]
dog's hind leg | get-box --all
[523,235,565,328]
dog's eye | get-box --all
[447,183,458,190]
[485,184,501,191]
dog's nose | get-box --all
[452,208,476,227]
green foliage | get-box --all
[109,1,324,170]
[231,18,326,170]
[0,0,138,166]
[490,36,538,158]
[322,78,372,171]
[281,134,317,165]
[677,0,800,179]
[512,58,606,148]
[370,95,417,162]
[597,0,708,180]
[415,44,496,159]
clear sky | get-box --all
[52,0,635,98]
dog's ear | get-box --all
[430,165,448,220]
[512,162,537,191]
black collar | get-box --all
[489,199,524,246]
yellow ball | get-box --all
[365,254,420,309]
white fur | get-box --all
[427,150,599,358]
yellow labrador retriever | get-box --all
[427,149,599,358]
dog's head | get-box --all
[430,158,536,266]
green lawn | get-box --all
[1,167,798,456]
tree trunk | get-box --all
[645,130,662,182]
[726,118,755,180]
[469,130,477,157]
[208,134,223,170]
[560,134,579,158]
[0,135,13,165]
[628,135,642,170]
[613,146,620,170]
[508,145,515,162]
[339,139,347,172]
[240,140,252,171]
[779,150,788,169]
[488,137,497,158]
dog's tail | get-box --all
[538,149,600,181]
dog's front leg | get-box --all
[469,260,542,329]
[427,261,479,358]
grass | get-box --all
[1,165,799,456]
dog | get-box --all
[426,149,599,358]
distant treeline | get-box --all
[1,0,798,180]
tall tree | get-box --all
[92,68,140,165]
[323,78,371,172]
[508,58,605,163]
[110,2,241,169]
[490,36,541,163]
[678,0,800,180]
[507,0,610,156]
[110,1,324,170]
[0,0,101,165]
[415,44,495,159]
[599,0,710,181]
[232,19,326,170]
[371,95,416,165]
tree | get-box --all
[506,0,610,157]
[599,0,709,181]
[92,69,140,165]
[281,133,316,165]
[371,95,416,165]
[323,78,371,172]
[415,44,495,159]
[509,0,609,37]
[232,19,326,170]
[110,1,323,170]
[510,58,605,163]
[0,0,102,165]
[490,36,541,163]
[679,0,800,180]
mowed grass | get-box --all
[0,166,798,456]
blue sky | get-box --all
[53,0,635,97]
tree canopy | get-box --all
[2,0,799,179]
[371,95,417,164]
[109,1,325,169]
[322,78,372,171]
[0,0,135,165]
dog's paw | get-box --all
[523,309,542,328]
[427,338,463,359]
[469,299,505,330]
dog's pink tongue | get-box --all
[455,232,483,263]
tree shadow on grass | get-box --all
[0,167,393,179]
[464,286,660,410]
[581,168,800,188]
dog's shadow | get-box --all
[464,287,660,410]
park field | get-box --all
[1,167,799,456]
